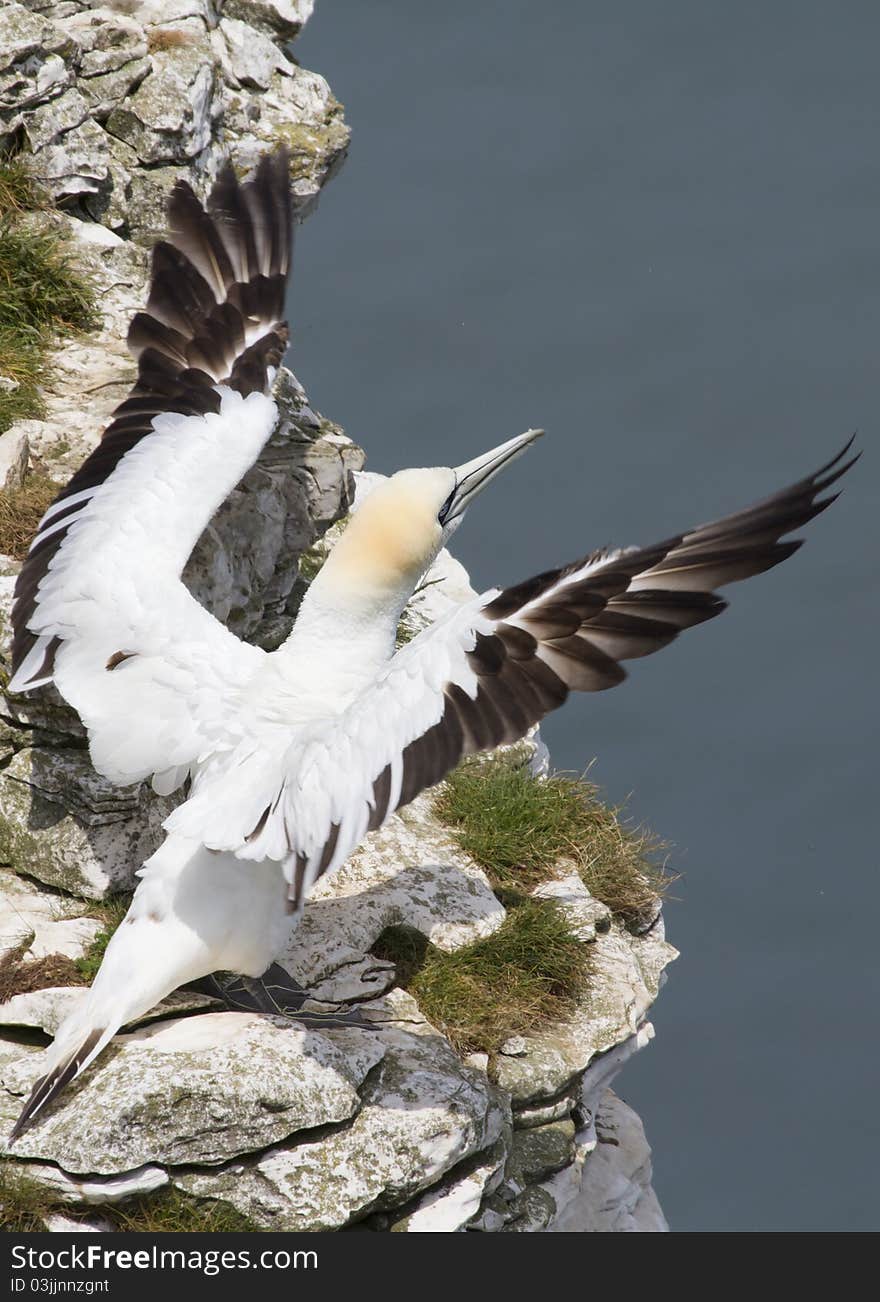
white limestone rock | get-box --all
[547,1090,669,1232]
[0,986,218,1037]
[0,2,77,118]
[18,86,91,152]
[1,1011,385,1172]
[533,871,613,942]
[0,868,102,965]
[222,0,315,41]
[215,17,294,90]
[221,65,350,213]
[59,9,148,79]
[78,56,151,123]
[133,1,215,24]
[0,429,29,492]
[12,1161,168,1208]
[392,1139,507,1232]
[105,21,216,164]
[175,993,507,1231]
[0,746,176,898]
[44,1212,114,1232]
[30,117,114,204]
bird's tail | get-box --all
[6,838,294,1143]
[8,1021,116,1145]
[7,880,193,1143]
[6,908,191,1144]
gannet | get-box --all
[5,146,856,1143]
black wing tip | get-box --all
[813,447,861,496]
[814,433,858,479]
[7,1028,104,1144]
[8,1072,55,1144]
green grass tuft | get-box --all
[435,757,672,928]
[0,158,99,436]
[373,896,592,1054]
[0,155,42,219]
[103,1188,256,1233]
[0,1161,256,1232]
[0,222,98,341]
[0,474,59,558]
[0,1161,54,1232]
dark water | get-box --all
[291,2,879,1231]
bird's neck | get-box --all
[276,549,421,682]
[274,499,441,689]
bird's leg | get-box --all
[187,963,370,1028]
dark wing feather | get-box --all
[10,147,293,690]
[355,441,859,901]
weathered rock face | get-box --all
[176,994,509,1232]
[0,0,346,234]
[2,1012,385,1173]
[0,868,101,966]
[0,2,671,1233]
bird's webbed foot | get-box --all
[188,962,370,1029]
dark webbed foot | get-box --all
[187,963,371,1029]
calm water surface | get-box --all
[291,1,879,1231]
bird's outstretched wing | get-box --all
[8,149,293,794]
[166,442,857,908]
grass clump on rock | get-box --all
[0,1162,255,1232]
[373,895,592,1054]
[0,154,40,218]
[0,1162,51,1232]
[147,27,194,53]
[435,756,672,927]
[102,1188,256,1233]
[0,151,98,437]
[373,752,675,1054]
[0,474,58,557]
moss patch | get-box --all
[373,896,592,1054]
[0,474,58,558]
[0,152,98,436]
[435,757,672,928]
[0,1161,257,1232]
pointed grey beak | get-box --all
[440,428,544,525]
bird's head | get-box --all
[320,428,544,605]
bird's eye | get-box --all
[438,484,457,525]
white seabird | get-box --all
[5,148,856,1142]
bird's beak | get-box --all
[442,428,544,524]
